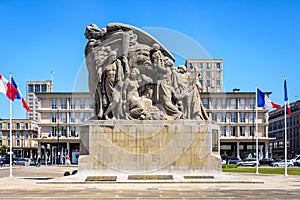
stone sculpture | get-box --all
[84,23,209,120]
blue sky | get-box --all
[0,0,300,119]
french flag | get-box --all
[0,74,18,101]
[284,77,291,116]
[11,77,31,112]
[257,88,281,109]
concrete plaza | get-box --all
[0,165,300,199]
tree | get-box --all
[0,145,8,155]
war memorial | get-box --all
[78,23,221,181]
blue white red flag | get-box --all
[284,77,291,116]
[11,77,31,112]
[0,74,18,101]
[257,88,281,109]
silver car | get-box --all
[236,158,260,167]
[271,160,293,167]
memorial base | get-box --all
[78,120,222,181]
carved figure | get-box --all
[84,23,209,121]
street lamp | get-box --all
[56,109,60,165]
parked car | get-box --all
[236,158,260,167]
[271,160,294,167]
[291,155,300,164]
[228,157,242,164]
[0,157,16,165]
[15,158,33,166]
[259,158,274,165]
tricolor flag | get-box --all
[0,74,18,101]
[284,77,291,116]
[11,77,31,112]
[257,88,281,109]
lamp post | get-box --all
[56,108,60,165]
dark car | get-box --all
[259,158,274,165]
[0,157,16,165]
[228,157,242,164]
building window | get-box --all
[80,113,85,123]
[51,127,57,137]
[230,113,237,123]
[206,71,211,78]
[51,99,57,109]
[200,63,203,68]
[35,85,40,92]
[80,100,85,109]
[202,99,209,109]
[212,99,218,109]
[250,126,255,136]
[70,113,75,123]
[230,99,236,109]
[199,72,203,78]
[249,99,255,109]
[240,126,245,136]
[221,99,227,109]
[0,123,2,129]
[16,140,20,147]
[216,80,220,88]
[206,63,210,69]
[240,112,246,123]
[249,113,254,123]
[207,80,211,87]
[221,127,226,137]
[0,140,2,146]
[16,131,20,139]
[222,113,227,123]
[0,131,2,138]
[24,123,28,130]
[28,84,34,92]
[16,123,20,129]
[24,131,29,139]
[70,126,76,137]
[42,84,47,92]
[8,123,10,129]
[199,80,203,87]
[70,99,75,109]
[61,99,67,109]
[240,99,246,109]
[61,126,67,137]
[61,113,67,123]
[230,127,236,136]
[51,113,57,123]
[211,113,217,122]
[216,63,221,69]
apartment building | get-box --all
[201,89,272,159]
[26,80,52,121]
[269,100,300,159]
[0,119,38,158]
[36,92,93,164]
[185,59,223,92]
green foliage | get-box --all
[223,167,300,175]
[0,145,8,155]
[222,164,238,169]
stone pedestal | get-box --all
[79,120,221,179]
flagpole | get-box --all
[9,73,13,177]
[255,86,259,174]
[284,76,288,176]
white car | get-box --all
[271,160,294,167]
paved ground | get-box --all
[1,165,300,199]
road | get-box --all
[0,165,300,199]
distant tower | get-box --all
[26,80,52,120]
[185,59,223,92]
